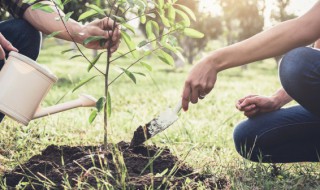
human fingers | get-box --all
[0,33,18,53]
[241,104,256,112]
[244,108,260,118]
[110,40,121,53]
[101,17,117,29]
[101,18,121,41]
[239,97,259,109]
[190,84,200,104]
[0,45,5,60]
[237,95,257,105]
[182,81,191,111]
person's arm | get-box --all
[314,39,320,49]
[23,1,120,51]
[182,2,320,111]
[235,88,292,117]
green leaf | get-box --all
[161,40,177,53]
[88,51,106,72]
[89,110,97,124]
[87,4,105,15]
[121,31,137,58]
[83,36,106,45]
[46,31,61,38]
[133,72,146,77]
[120,67,136,84]
[136,0,146,12]
[112,15,125,23]
[63,11,73,22]
[183,28,204,38]
[155,168,168,177]
[62,0,72,5]
[159,14,170,27]
[140,15,146,24]
[61,48,75,54]
[122,23,135,34]
[78,10,98,21]
[146,20,159,47]
[32,3,54,13]
[157,50,174,65]
[53,0,63,10]
[96,97,106,112]
[157,0,164,9]
[140,62,152,71]
[175,4,196,21]
[175,9,190,27]
[167,4,176,23]
[69,55,83,60]
[107,91,111,117]
[72,75,98,92]
[138,40,148,48]
[175,50,186,63]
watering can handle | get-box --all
[33,94,97,119]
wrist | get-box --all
[270,95,283,110]
[68,22,85,44]
[207,50,227,72]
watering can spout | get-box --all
[33,94,97,119]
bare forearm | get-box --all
[210,2,320,72]
[23,2,84,43]
[271,88,293,109]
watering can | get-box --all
[0,51,97,125]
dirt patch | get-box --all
[4,142,228,189]
[130,125,152,147]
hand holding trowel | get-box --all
[130,99,182,147]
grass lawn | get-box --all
[0,38,319,189]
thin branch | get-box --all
[104,2,120,149]
[123,10,157,23]
[110,28,179,63]
[50,0,105,76]
[108,46,163,86]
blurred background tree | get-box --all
[175,0,223,65]
[220,0,265,45]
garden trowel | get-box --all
[130,99,182,147]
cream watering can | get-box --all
[0,51,97,125]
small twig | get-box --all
[110,29,179,63]
[108,46,163,86]
[124,10,157,23]
[104,1,120,149]
[50,0,105,76]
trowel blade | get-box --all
[130,107,179,147]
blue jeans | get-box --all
[0,19,41,122]
[233,47,320,163]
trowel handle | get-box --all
[173,99,182,114]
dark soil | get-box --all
[4,142,229,189]
[130,125,152,147]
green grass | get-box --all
[0,38,320,189]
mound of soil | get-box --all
[4,142,228,189]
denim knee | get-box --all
[233,120,261,162]
[279,47,320,115]
[279,47,310,88]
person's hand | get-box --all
[0,33,18,60]
[79,17,121,53]
[182,55,218,111]
[236,95,281,117]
